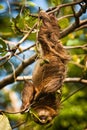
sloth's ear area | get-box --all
[39,11,51,22]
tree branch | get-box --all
[47,0,87,38]
[60,3,87,38]
[16,76,87,84]
[65,77,87,84]
[0,44,35,61]
[47,0,84,14]
[0,54,37,89]
[64,43,87,50]
[60,20,87,38]
[0,22,37,62]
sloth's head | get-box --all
[32,106,57,124]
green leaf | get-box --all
[40,59,49,66]
[0,4,4,10]
[27,1,37,7]
[58,18,69,29]
[11,9,37,37]
[21,1,37,7]
[51,0,61,5]
[67,39,79,46]
[0,113,12,130]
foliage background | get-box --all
[0,0,87,130]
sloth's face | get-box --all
[32,106,57,124]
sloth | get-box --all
[21,11,69,124]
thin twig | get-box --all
[61,85,85,103]
[16,76,32,81]
[70,61,84,69]
[75,24,87,31]
[15,76,87,85]
[12,121,26,129]
[8,61,16,81]
[16,22,37,47]
[0,44,35,61]
[65,77,87,84]
[58,14,74,21]
[47,0,83,14]
[64,44,87,50]
[72,5,80,25]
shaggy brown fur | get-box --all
[21,11,69,124]
[32,11,69,98]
